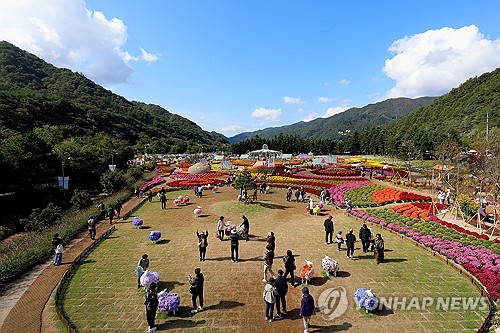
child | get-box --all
[336,230,344,251]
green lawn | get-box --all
[60,187,489,332]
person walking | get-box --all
[189,268,204,313]
[263,277,278,322]
[263,245,276,282]
[52,233,64,265]
[147,191,153,202]
[114,200,123,219]
[336,231,344,251]
[324,215,334,244]
[196,230,208,261]
[345,228,356,258]
[217,216,226,241]
[286,187,292,202]
[374,233,385,264]
[87,215,96,240]
[136,254,150,288]
[283,249,296,287]
[230,229,239,262]
[98,201,106,221]
[300,287,315,333]
[106,204,115,225]
[275,270,288,317]
[160,192,167,209]
[294,188,300,203]
[266,232,275,251]
[144,282,158,332]
[359,224,372,253]
[239,215,249,241]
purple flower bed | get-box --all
[349,209,500,300]
[328,181,372,206]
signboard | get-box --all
[58,176,69,190]
[109,164,117,172]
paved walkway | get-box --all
[0,196,145,333]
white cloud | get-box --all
[318,96,336,103]
[219,125,241,133]
[283,96,305,105]
[140,48,160,63]
[0,0,160,85]
[251,107,282,122]
[337,79,351,85]
[322,106,349,118]
[383,25,500,98]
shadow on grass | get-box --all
[106,235,120,239]
[307,276,329,286]
[157,317,207,330]
[309,321,353,332]
[158,280,186,291]
[79,259,97,265]
[155,239,170,245]
[204,300,245,310]
[382,258,408,263]
[138,226,151,230]
[373,305,394,316]
[196,214,211,218]
[255,202,290,210]
[205,256,231,262]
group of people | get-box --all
[324,216,385,263]
[437,188,451,205]
[96,200,122,224]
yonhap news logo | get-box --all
[318,286,349,320]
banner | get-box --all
[109,164,117,172]
[58,176,69,190]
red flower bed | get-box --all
[167,179,225,188]
[372,188,431,205]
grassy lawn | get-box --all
[60,187,488,332]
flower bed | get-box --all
[328,180,372,206]
[344,184,385,207]
[169,172,225,180]
[230,159,256,166]
[167,178,225,188]
[348,209,500,300]
[139,176,165,191]
[311,168,361,177]
[371,187,431,205]
[391,202,448,219]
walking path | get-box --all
[0,196,145,333]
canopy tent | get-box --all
[281,153,293,160]
[218,160,234,170]
[248,144,282,160]
[296,153,309,159]
[213,154,224,160]
[239,154,250,159]
[312,157,327,165]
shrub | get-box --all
[19,203,62,231]
[70,189,93,209]
[128,167,143,182]
[100,170,126,193]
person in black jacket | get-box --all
[275,269,288,317]
[345,228,356,259]
[359,224,372,253]
[196,230,208,261]
[52,233,64,265]
[144,282,158,332]
[230,229,239,262]
[283,249,296,287]
[323,215,334,244]
[189,268,204,313]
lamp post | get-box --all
[61,153,71,196]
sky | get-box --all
[1,1,500,137]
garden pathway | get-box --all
[0,196,146,333]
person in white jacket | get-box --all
[263,277,278,322]
[217,216,226,241]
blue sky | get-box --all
[1,1,500,136]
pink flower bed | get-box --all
[139,176,165,191]
[349,209,500,300]
[328,181,372,206]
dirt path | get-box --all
[0,196,145,333]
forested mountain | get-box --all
[229,97,437,143]
[383,68,500,152]
[0,41,228,152]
